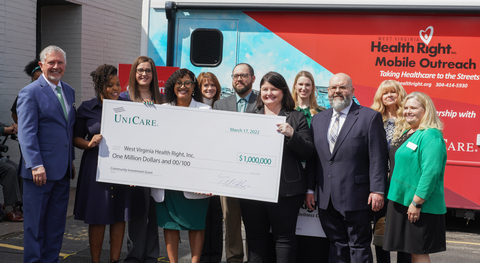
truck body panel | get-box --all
[144,1,480,211]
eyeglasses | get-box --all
[136,69,153,75]
[328,85,351,91]
[232,73,250,79]
[175,80,194,88]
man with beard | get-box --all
[305,73,388,263]
[211,63,256,263]
[17,45,76,262]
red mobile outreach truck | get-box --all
[142,0,480,219]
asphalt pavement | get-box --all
[2,187,480,262]
[0,188,235,263]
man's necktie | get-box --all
[55,86,68,120]
[329,112,342,153]
[237,98,247,112]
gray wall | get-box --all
[0,0,142,186]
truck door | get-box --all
[175,12,238,93]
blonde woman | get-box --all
[371,80,407,148]
[371,80,410,263]
[384,92,447,263]
[292,71,324,126]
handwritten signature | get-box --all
[217,173,250,190]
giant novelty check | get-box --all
[97,100,286,203]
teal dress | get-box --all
[156,190,209,230]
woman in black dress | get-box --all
[370,80,410,263]
[239,71,315,263]
[73,64,137,263]
[119,56,162,263]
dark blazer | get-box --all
[17,76,76,180]
[254,108,315,197]
[213,91,258,112]
[307,102,388,211]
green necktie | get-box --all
[55,86,68,120]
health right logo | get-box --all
[419,26,434,45]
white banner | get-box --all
[97,100,286,203]
[296,194,326,237]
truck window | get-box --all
[190,28,223,67]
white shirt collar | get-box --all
[333,99,353,116]
[42,74,62,92]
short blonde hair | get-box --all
[292,71,324,115]
[393,91,443,141]
[371,80,407,122]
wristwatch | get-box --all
[412,200,423,208]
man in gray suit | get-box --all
[213,63,257,263]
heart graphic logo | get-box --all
[419,26,434,45]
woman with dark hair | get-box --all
[197,72,221,107]
[73,64,138,263]
[11,59,43,123]
[162,68,204,105]
[151,68,211,263]
[24,59,42,82]
[119,56,161,263]
[119,55,163,104]
[239,71,315,263]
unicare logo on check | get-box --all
[113,107,158,126]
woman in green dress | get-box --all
[292,71,324,127]
[383,92,447,263]
[151,68,211,263]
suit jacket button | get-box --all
[328,175,331,178]
[65,144,68,148]
[329,161,333,164]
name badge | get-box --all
[406,141,417,151]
